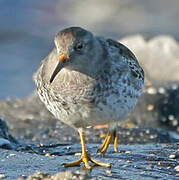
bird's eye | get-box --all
[75,42,84,51]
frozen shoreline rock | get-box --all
[120,35,179,83]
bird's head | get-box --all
[50,27,100,83]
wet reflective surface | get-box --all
[0,142,178,179]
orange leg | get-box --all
[97,129,118,156]
[63,129,111,169]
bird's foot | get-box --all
[97,130,118,156]
[63,152,111,170]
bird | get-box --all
[33,26,144,169]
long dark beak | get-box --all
[50,54,67,83]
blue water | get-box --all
[0,0,179,99]
[0,0,57,99]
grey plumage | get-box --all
[34,27,144,130]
